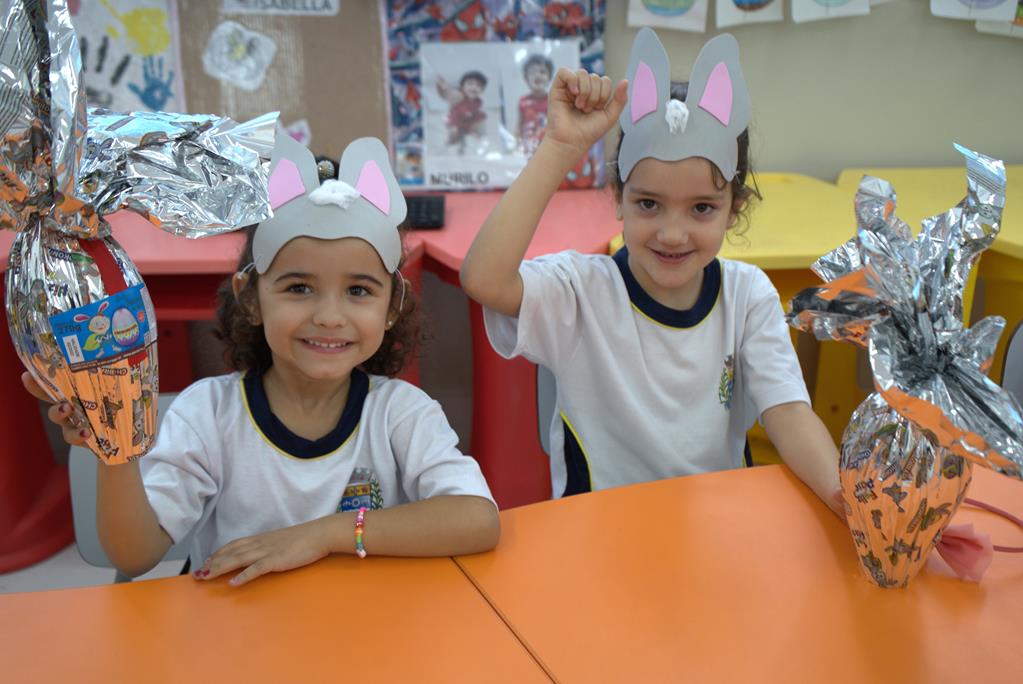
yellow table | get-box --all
[836,165,1022,382]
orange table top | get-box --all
[0,212,425,275]
[0,555,550,683]
[415,189,622,273]
[456,465,1023,683]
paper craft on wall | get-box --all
[931,0,1018,21]
[716,0,783,28]
[791,0,871,23]
[976,0,1023,36]
[202,20,277,92]
[627,0,708,33]
[72,0,185,112]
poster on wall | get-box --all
[791,0,871,23]
[420,40,579,190]
[627,0,708,33]
[385,0,607,190]
[932,0,1018,21]
[976,0,1023,35]
[716,0,784,27]
[72,0,185,113]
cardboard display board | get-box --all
[175,0,388,160]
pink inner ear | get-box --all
[268,158,305,209]
[699,62,733,126]
[630,61,658,124]
[356,160,390,215]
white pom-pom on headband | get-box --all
[618,29,751,183]
[251,130,406,274]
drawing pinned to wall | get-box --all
[975,0,1023,35]
[285,119,312,146]
[627,0,708,32]
[221,0,340,15]
[202,20,278,92]
[73,0,185,112]
[932,0,1018,21]
[791,0,870,23]
[716,0,783,27]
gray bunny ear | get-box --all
[685,34,750,135]
[619,27,671,135]
[337,137,406,226]
[267,124,319,209]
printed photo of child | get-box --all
[436,70,489,155]
[517,54,553,156]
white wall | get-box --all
[602,1,1023,180]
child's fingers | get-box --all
[603,79,629,121]
[553,67,577,97]
[200,540,260,580]
[573,69,591,109]
[228,560,272,587]
[594,76,612,112]
[584,74,606,111]
[21,371,51,402]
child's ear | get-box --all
[615,200,624,221]
[386,276,411,329]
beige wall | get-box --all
[602,1,1023,181]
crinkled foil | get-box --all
[788,145,1023,586]
[6,225,158,462]
[80,109,276,237]
[2,0,276,463]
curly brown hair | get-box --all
[608,82,760,236]
[214,225,423,377]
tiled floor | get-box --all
[0,543,185,595]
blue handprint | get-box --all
[128,56,174,111]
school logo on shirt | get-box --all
[718,354,735,409]
[337,467,383,512]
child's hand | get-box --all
[544,68,628,157]
[21,371,92,446]
[196,518,333,587]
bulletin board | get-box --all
[173,0,388,161]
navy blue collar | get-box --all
[613,247,720,328]
[243,367,368,459]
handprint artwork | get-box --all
[72,0,183,112]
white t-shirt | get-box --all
[484,249,809,497]
[141,369,494,563]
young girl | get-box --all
[460,29,842,512]
[26,133,499,586]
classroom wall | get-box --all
[602,1,1023,181]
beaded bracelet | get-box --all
[354,507,367,559]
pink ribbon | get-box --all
[934,498,1023,583]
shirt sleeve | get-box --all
[140,398,219,544]
[739,268,811,422]
[482,251,587,370]
[388,384,496,506]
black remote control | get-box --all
[406,194,445,229]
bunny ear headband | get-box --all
[618,28,751,183]
[251,130,406,274]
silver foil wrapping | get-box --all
[2,0,276,463]
[788,145,1023,587]
[6,225,159,461]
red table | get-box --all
[0,215,424,571]
[415,189,623,509]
